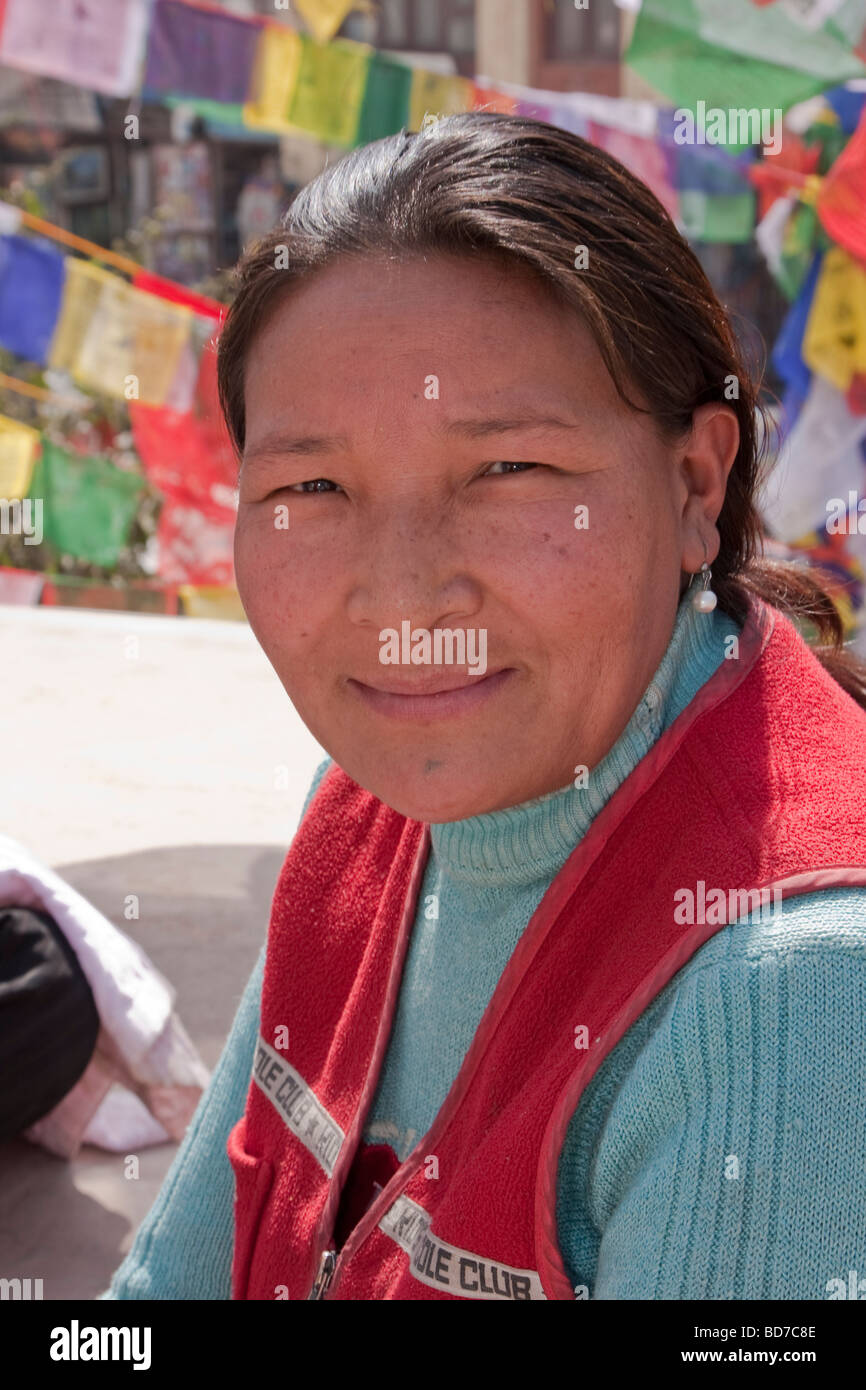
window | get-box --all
[543,0,621,62]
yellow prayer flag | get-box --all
[292,0,358,45]
[802,246,866,392]
[179,584,246,621]
[243,24,304,134]
[49,259,190,406]
[0,413,41,498]
[47,257,106,375]
[287,36,372,147]
[408,71,474,132]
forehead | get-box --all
[242,251,619,432]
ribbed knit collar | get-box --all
[429,592,740,887]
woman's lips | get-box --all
[347,668,515,721]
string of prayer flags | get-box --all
[0,414,41,499]
[802,245,866,391]
[286,35,373,147]
[0,0,149,98]
[292,0,360,46]
[626,0,866,118]
[0,235,66,365]
[408,70,474,132]
[143,0,261,105]
[48,258,191,407]
[26,439,146,567]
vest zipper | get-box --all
[307,1248,336,1300]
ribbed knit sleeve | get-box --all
[99,757,332,1300]
[556,888,866,1300]
[99,942,266,1299]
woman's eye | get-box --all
[290,478,341,494]
[483,461,539,476]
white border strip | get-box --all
[252,1036,345,1177]
[381,1194,547,1301]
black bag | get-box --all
[0,905,100,1141]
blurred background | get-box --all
[1,0,866,1299]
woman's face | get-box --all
[236,252,734,821]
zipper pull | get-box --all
[307,1248,336,1300]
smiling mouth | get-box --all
[347,668,515,720]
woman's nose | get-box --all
[344,514,482,632]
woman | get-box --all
[104,113,866,1301]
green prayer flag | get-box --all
[777,201,830,301]
[627,0,866,130]
[356,53,412,145]
[27,439,145,567]
[287,36,371,147]
[678,189,756,243]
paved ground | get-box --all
[0,604,326,1300]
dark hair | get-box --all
[217,111,866,708]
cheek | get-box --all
[477,493,640,630]
[233,505,335,649]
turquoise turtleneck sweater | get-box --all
[102,593,866,1300]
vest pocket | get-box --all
[227,1115,275,1300]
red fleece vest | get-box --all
[228,597,866,1300]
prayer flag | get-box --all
[178,584,245,621]
[588,121,680,221]
[408,70,474,132]
[818,103,866,268]
[771,250,823,430]
[292,0,358,45]
[473,85,519,115]
[0,235,65,364]
[758,374,866,542]
[144,0,261,104]
[0,413,41,498]
[287,35,372,147]
[48,258,191,406]
[802,245,866,390]
[357,53,412,144]
[243,24,303,134]
[155,497,236,586]
[626,0,866,118]
[0,0,149,97]
[26,440,145,567]
[677,189,756,242]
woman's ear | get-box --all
[678,402,740,574]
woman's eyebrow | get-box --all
[243,412,582,463]
[441,412,582,438]
[244,431,352,461]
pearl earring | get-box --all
[692,561,717,612]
